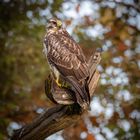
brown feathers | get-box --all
[44,18,90,109]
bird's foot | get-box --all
[55,79,62,87]
[61,82,69,88]
[56,79,69,88]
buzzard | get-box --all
[43,18,90,109]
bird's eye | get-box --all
[52,21,57,26]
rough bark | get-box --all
[11,51,101,140]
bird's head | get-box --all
[46,18,62,32]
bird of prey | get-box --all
[43,18,90,109]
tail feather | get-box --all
[67,76,90,109]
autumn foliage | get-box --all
[0,0,140,140]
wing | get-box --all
[45,33,89,82]
[58,28,86,63]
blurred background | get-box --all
[0,0,140,140]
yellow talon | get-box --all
[56,78,62,87]
[55,75,69,88]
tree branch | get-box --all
[11,50,101,140]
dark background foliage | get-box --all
[0,0,140,140]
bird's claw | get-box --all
[56,80,68,88]
[56,79,62,87]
